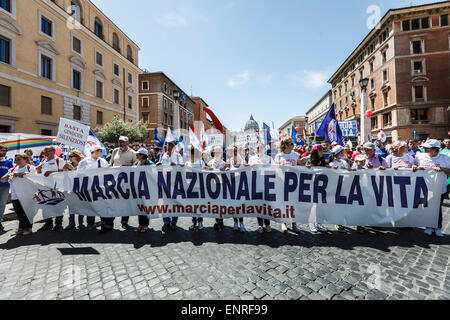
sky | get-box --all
[91,0,439,131]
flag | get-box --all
[200,123,206,151]
[270,129,279,142]
[203,106,224,133]
[84,129,108,158]
[189,126,200,151]
[154,128,164,148]
[378,130,387,143]
[316,103,344,146]
[166,128,183,144]
[263,123,272,145]
[364,110,373,118]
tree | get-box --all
[94,117,148,144]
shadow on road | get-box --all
[0,225,448,252]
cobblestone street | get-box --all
[0,201,448,300]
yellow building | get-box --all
[0,0,140,135]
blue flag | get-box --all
[263,123,272,145]
[84,129,108,158]
[316,103,344,146]
[292,126,302,146]
[154,128,164,148]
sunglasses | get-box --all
[287,143,294,146]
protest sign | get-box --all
[207,134,224,148]
[55,118,90,150]
[12,166,443,228]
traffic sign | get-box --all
[412,130,418,136]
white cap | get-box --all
[332,145,344,155]
[422,139,441,149]
[331,142,338,146]
[90,145,104,153]
[137,148,148,156]
[119,136,129,142]
[355,155,367,162]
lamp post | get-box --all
[359,78,370,144]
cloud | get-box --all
[156,6,207,28]
[290,70,331,89]
[255,73,272,85]
[227,71,250,88]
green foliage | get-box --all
[93,116,148,143]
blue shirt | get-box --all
[323,152,331,161]
[375,147,388,158]
[0,159,13,187]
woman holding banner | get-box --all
[249,143,272,233]
[386,141,415,169]
[63,150,85,230]
[226,146,247,233]
[305,145,329,233]
[274,137,304,234]
[1,153,37,236]
[208,146,227,232]
[413,139,450,238]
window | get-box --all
[163,98,167,110]
[128,95,132,109]
[95,50,103,67]
[383,69,388,82]
[142,97,149,107]
[370,97,375,110]
[411,109,428,122]
[142,112,149,123]
[412,40,423,54]
[95,80,103,99]
[0,125,11,133]
[164,83,167,93]
[402,20,410,31]
[383,112,392,127]
[415,86,424,100]
[169,102,173,112]
[382,51,387,64]
[126,45,133,62]
[0,36,10,64]
[164,113,168,125]
[113,63,119,77]
[94,18,103,39]
[0,84,10,107]
[70,0,82,22]
[73,105,81,121]
[370,78,375,89]
[369,61,374,73]
[383,91,388,106]
[127,72,132,84]
[371,116,378,129]
[413,61,423,74]
[142,81,149,90]
[0,0,11,13]
[41,96,52,115]
[72,35,82,55]
[170,116,173,126]
[421,18,429,29]
[441,14,449,26]
[112,33,120,52]
[40,129,53,136]
[41,55,52,80]
[113,88,120,104]
[72,69,81,90]
[411,19,420,30]
[41,16,52,37]
[97,111,103,125]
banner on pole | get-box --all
[55,118,90,150]
[12,166,443,228]
[206,134,224,148]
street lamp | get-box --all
[359,77,370,144]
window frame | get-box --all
[142,96,149,107]
[38,11,56,42]
[95,78,104,100]
[411,59,426,76]
[0,84,11,107]
[73,104,82,121]
[71,33,83,56]
[410,39,424,55]
[94,49,104,69]
[96,110,103,125]
[38,48,56,81]
[113,62,120,77]
[71,66,83,91]
[142,81,149,91]
[113,86,121,105]
[0,0,16,20]
[41,96,52,115]
[127,72,133,84]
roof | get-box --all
[191,97,209,107]
[140,72,195,104]
[328,1,450,84]
[279,116,308,131]
[245,115,260,131]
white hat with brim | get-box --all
[422,139,441,149]
[137,148,148,156]
[332,145,344,155]
[355,155,367,162]
[119,136,129,142]
[90,145,104,153]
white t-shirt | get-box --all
[41,157,65,175]
[228,157,243,170]
[331,159,350,170]
[111,148,137,167]
[185,159,205,169]
[386,154,415,169]
[249,155,272,165]
[274,152,299,166]
[415,153,450,194]
[208,159,226,170]
[160,152,184,166]
[9,165,37,200]
[78,157,110,170]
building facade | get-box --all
[139,72,194,143]
[279,116,308,139]
[0,0,141,135]
[305,90,332,136]
[191,96,213,131]
[328,1,450,142]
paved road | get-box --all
[0,201,449,300]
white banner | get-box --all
[206,134,224,148]
[11,166,444,228]
[55,118,90,150]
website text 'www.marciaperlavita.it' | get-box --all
[137,203,296,219]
